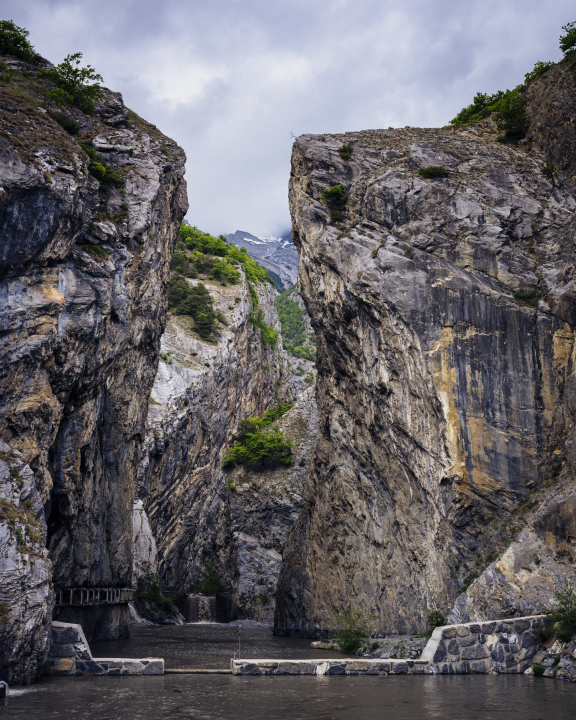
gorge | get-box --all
[1,22,576,698]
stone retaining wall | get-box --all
[231,658,429,675]
[421,615,546,675]
[233,615,551,676]
[47,622,163,676]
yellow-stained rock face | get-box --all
[275,63,576,633]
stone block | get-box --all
[517,647,536,662]
[440,664,454,674]
[142,660,163,675]
[76,661,105,674]
[73,642,92,661]
[454,661,470,674]
[524,666,534,675]
[412,665,426,675]
[505,654,517,668]
[0,682,6,698]
[442,628,457,639]
[543,667,557,678]
[426,665,440,675]
[55,658,75,673]
[532,650,547,664]
[276,662,300,675]
[327,664,346,675]
[432,640,446,663]
[393,662,409,674]
[492,663,506,674]
[366,667,379,675]
[379,663,391,673]
[456,626,471,637]
[491,646,505,664]
[469,624,481,634]
[50,644,76,658]
[481,622,496,634]
[300,664,317,676]
[513,619,531,634]
[121,661,145,675]
[470,661,488,673]
[53,626,83,645]
[521,632,537,649]
[460,645,488,660]
[447,639,460,655]
[347,661,368,674]
[239,663,262,675]
[519,661,532,674]
[458,634,476,647]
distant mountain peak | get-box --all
[226,230,298,291]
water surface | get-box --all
[1,625,575,720]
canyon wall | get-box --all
[137,274,317,619]
[0,54,187,656]
[275,59,576,634]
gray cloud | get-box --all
[3,0,573,235]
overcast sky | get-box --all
[4,1,573,236]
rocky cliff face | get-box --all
[220,386,317,620]
[0,443,52,684]
[0,54,187,654]
[275,60,576,634]
[137,275,310,616]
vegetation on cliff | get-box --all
[222,403,294,469]
[169,222,276,341]
[321,184,348,223]
[0,20,40,63]
[135,576,179,623]
[167,278,217,340]
[450,22,576,142]
[191,562,229,594]
[177,223,271,285]
[328,605,376,653]
[275,286,316,361]
[38,53,104,115]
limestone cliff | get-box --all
[136,272,316,619]
[0,443,52,684]
[0,53,187,655]
[275,59,576,634]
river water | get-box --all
[1,625,575,720]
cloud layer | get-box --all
[4,0,573,235]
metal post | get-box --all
[238,627,241,660]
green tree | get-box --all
[0,20,38,62]
[493,91,527,139]
[328,605,376,653]
[321,184,348,223]
[192,562,229,594]
[549,576,576,641]
[167,278,217,340]
[427,609,448,633]
[39,52,104,114]
[222,403,294,469]
[560,21,576,56]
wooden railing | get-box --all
[54,588,134,607]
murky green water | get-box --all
[1,626,575,719]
